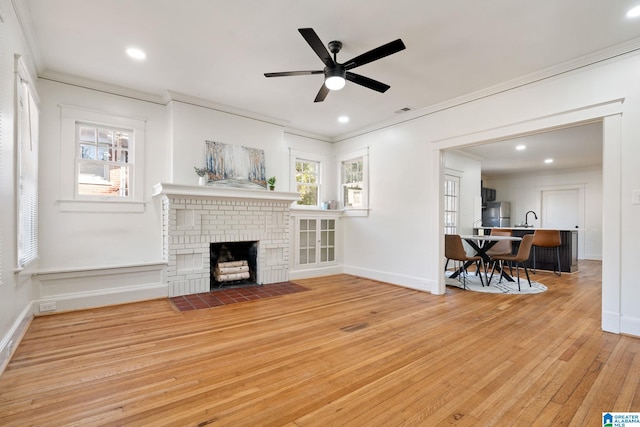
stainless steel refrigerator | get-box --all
[482,201,511,227]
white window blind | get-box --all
[15,55,39,268]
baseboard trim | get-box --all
[33,262,168,315]
[0,302,34,375]
[289,265,343,280]
[602,310,621,334]
[342,265,436,293]
[33,283,168,315]
[620,315,640,338]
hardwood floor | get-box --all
[0,261,638,426]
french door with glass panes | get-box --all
[296,217,336,268]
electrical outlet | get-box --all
[633,190,640,205]
[39,301,57,312]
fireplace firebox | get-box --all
[210,241,258,288]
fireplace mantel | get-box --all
[152,183,300,203]
[155,182,297,296]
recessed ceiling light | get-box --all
[544,158,554,164]
[627,5,640,17]
[126,47,146,60]
[338,116,349,123]
[516,144,526,151]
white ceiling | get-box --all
[19,0,640,142]
[454,122,603,177]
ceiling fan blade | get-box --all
[299,28,335,68]
[346,72,390,93]
[314,84,330,102]
[344,39,406,70]
[264,70,323,77]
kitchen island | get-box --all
[473,227,578,273]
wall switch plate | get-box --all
[39,302,57,312]
[633,190,640,205]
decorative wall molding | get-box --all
[33,263,167,314]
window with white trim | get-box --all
[59,106,145,212]
[342,158,363,208]
[15,55,39,268]
[338,148,369,212]
[295,159,320,206]
[77,123,131,197]
[444,174,460,234]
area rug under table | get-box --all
[445,271,547,294]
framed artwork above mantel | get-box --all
[204,140,266,189]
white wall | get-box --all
[2,0,639,373]
[485,166,603,260]
[0,0,37,368]
[168,98,288,187]
[333,53,640,336]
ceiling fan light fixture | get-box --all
[324,68,346,90]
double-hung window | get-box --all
[342,158,364,208]
[295,159,320,206]
[444,174,460,234]
[77,124,131,197]
[338,148,369,214]
[15,54,40,269]
[59,106,145,212]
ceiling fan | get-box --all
[264,28,406,102]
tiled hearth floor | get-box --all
[169,281,310,312]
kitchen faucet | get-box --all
[525,210,538,227]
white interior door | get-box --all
[541,188,584,259]
[541,189,579,229]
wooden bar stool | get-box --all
[532,229,561,276]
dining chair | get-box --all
[445,234,485,289]
[488,234,535,291]
[532,229,561,276]
[485,228,513,268]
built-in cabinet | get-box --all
[292,211,341,270]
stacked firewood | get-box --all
[215,260,250,282]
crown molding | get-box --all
[39,70,167,104]
[332,37,640,143]
[166,90,290,129]
[283,128,333,143]
[10,0,41,73]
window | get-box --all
[289,149,326,208]
[15,55,39,268]
[59,106,145,212]
[338,148,369,214]
[444,174,460,234]
[77,123,131,197]
[342,158,363,208]
[295,159,320,206]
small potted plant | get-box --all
[267,176,276,191]
[194,167,208,186]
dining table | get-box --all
[449,234,522,282]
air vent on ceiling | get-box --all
[394,107,413,114]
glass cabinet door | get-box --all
[298,219,316,265]
[320,219,335,263]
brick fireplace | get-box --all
[153,183,299,297]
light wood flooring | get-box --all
[0,261,638,426]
